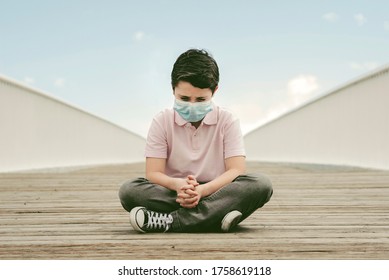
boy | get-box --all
[119,49,272,233]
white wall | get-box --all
[0,74,145,172]
[244,65,389,170]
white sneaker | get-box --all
[221,210,242,232]
[129,206,173,233]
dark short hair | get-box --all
[171,49,219,93]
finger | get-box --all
[179,187,193,194]
[186,175,199,186]
[177,193,193,199]
[184,189,198,196]
[186,179,198,186]
[184,193,200,203]
[176,197,186,204]
[182,185,196,192]
[177,186,194,195]
[187,174,196,180]
[180,200,199,208]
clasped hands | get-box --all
[175,175,204,209]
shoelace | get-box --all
[146,211,173,232]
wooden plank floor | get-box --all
[0,161,388,260]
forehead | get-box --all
[174,81,212,97]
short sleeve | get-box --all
[144,112,168,159]
[223,115,246,159]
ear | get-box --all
[212,86,219,96]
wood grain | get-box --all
[1,161,388,259]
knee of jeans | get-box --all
[118,178,145,210]
[247,173,273,202]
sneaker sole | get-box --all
[129,206,146,233]
[221,210,242,232]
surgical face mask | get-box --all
[173,99,213,122]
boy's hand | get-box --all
[176,175,202,208]
[179,185,204,208]
[186,174,199,187]
[176,184,196,207]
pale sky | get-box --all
[1,0,388,137]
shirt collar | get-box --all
[174,102,218,126]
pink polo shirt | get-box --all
[145,103,245,182]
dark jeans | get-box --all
[118,173,273,232]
